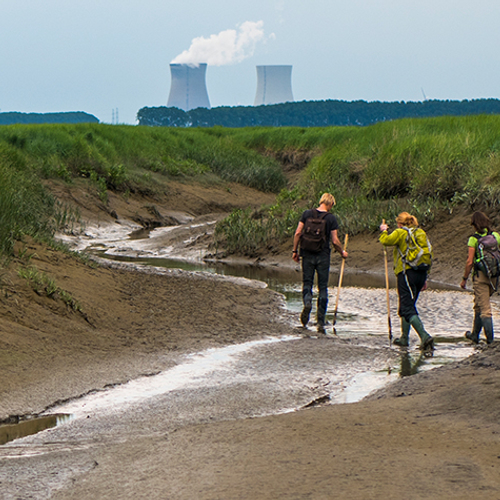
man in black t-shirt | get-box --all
[292,193,348,333]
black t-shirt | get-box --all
[300,209,339,255]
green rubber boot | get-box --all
[465,314,482,344]
[409,315,434,351]
[393,318,410,347]
[482,316,494,344]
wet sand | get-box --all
[1,183,500,498]
[50,347,500,500]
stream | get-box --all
[0,219,482,479]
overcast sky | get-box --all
[2,0,500,124]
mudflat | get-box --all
[1,180,499,499]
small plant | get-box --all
[59,289,82,312]
[17,246,36,263]
[17,265,82,311]
[53,201,82,234]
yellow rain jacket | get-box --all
[379,227,432,275]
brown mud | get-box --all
[1,179,499,499]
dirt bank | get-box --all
[1,180,499,499]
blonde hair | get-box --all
[319,193,336,207]
[396,212,418,227]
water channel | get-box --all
[0,221,482,453]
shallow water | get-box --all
[2,221,487,448]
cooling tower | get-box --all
[167,63,211,111]
[254,65,294,106]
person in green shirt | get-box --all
[379,212,434,350]
[460,211,499,344]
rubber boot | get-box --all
[393,318,410,347]
[465,314,482,344]
[482,316,494,344]
[300,303,312,327]
[316,298,327,334]
[409,315,434,350]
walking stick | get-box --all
[382,220,393,344]
[332,234,348,333]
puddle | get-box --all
[330,369,399,404]
[0,414,72,445]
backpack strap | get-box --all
[397,226,430,271]
[471,232,490,259]
[471,231,492,239]
[314,209,328,220]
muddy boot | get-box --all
[393,318,410,347]
[316,316,327,334]
[300,303,312,327]
[465,314,482,344]
[316,299,327,334]
[482,316,494,344]
[409,315,434,351]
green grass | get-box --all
[3,116,500,257]
[216,115,500,252]
[0,124,286,193]
[0,123,287,256]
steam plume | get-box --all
[171,21,268,66]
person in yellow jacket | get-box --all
[379,212,434,350]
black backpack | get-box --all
[472,231,500,281]
[300,210,328,253]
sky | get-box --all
[1,0,500,124]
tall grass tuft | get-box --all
[0,144,56,254]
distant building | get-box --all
[167,63,211,111]
[254,65,294,106]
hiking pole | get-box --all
[332,234,348,334]
[382,219,393,344]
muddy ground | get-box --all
[1,179,499,499]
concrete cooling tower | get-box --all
[167,63,211,111]
[254,65,294,106]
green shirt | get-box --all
[379,227,432,275]
[467,230,500,249]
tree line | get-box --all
[0,112,99,125]
[137,99,500,128]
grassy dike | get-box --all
[1,115,500,257]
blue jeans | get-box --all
[301,251,331,325]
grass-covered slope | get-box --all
[2,116,500,256]
[215,115,500,254]
[0,123,286,254]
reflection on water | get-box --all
[0,414,72,445]
[330,369,399,404]
[399,351,428,377]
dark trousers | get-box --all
[302,252,330,324]
[397,268,428,322]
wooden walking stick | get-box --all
[332,234,348,333]
[382,220,393,343]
